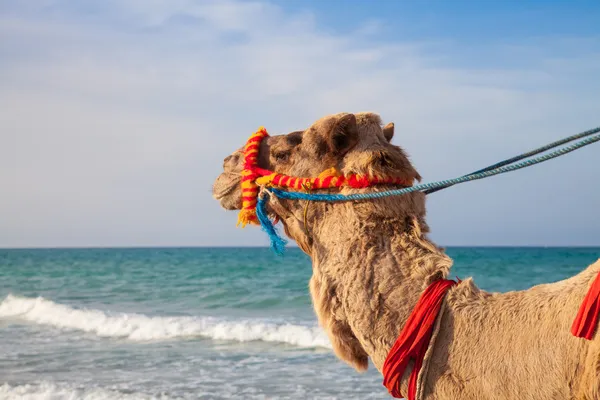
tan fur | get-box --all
[213,112,600,399]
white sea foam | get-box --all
[0,382,172,400]
[0,295,331,348]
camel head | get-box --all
[213,112,422,250]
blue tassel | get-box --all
[256,194,287,256]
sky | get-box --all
[1,0,599,248]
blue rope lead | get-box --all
[425,126,600,194]
[269,129,600,203]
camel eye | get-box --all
[274,151,290,162]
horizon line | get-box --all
[1,245,599,251]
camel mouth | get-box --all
[212,175,237,200]
[212,148,245,210]
[212,172,243,210]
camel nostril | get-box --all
[224,154,240,163]
[223,153,241,169]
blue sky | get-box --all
[282,0,600,40]
[1,0,599,247]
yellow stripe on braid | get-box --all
[317,167,341,180]
[256,173,278,186]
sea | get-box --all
[1,247,599,400]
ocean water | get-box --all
[1,247,599,400]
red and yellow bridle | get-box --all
[237,127,414,227]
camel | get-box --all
[212,112,600,399]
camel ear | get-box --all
[383,122,394,142]
[328,113,359,155]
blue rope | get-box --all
[425,126,600,194]
[256,194,287,256]
[257,127,599,254]
[269,130,600,203]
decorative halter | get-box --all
[237,127,415,227]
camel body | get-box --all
[427,261,600,400]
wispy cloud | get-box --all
[1,0,599,247]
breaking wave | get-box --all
[0,382,171,400]
[0,294,331,349]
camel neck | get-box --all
[309,206,452,371]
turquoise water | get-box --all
[1,247,599,399]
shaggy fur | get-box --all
[213,112,600,399]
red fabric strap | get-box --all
[571,271,600,340]
[382,279,457,400]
